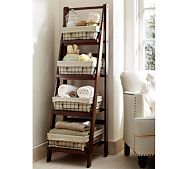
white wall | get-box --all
[112,0,124,141]
[124,0,136,71]
[33,0,55,147]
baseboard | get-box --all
[33,138,124,162]
[108,138,124,155]
[94,138,124,155]
[33,142,48,162]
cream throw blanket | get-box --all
[55,121,91,132]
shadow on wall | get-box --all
[33,0,55,147]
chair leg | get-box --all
[138,156,148,168]
[124,143,130,156]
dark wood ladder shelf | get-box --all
[47,4,109,168]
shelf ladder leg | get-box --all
[104,141,108,157]
[87,152,92,168]
[46,149,52,162]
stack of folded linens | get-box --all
[47,121,103,151]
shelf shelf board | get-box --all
[53,110,92,117]
[61,39,99,45]
[56,74,96,80]
[56,74,105,80]
[100,74,105,77]
[92,53,105,58]
[65,117,105,125]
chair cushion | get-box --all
[134,116,155,136]
[141,71,155,114]
[146,70,155,89]
[120,71,148,93]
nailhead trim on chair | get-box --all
[138,153,155,156]
[133,96,137,150]
[133,96,137,117]
[133,135,136,150]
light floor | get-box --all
[33,150,155,169]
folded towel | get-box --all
[77,86,94,98]
[49,127,97,136]
[58,84,78,98]
[55,121,91,132]
[49,128,90,136]
[47,128,103,143]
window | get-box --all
[137,0,155,70]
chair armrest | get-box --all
[134,115,155,120]
[123,92,151,118]
[123,91,141,95]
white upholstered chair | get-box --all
[120,71,155,168]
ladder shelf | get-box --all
[47,4,109,168]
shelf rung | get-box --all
[65,117,105,125]
[53,110,92,117]
[69,6,103,11]
[92,53,105,58]
[61,39,99,45]
[47,147,87,155]
[56,74,96,80]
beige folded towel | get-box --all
[49,128,90,136]
[55,121,91,132]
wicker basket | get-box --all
[47,129,103,151]
[57,60,97,75]
[52,95,102,112]
[61,25,100,40]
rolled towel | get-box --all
[77,86,94,98]
[58,84,78,98]
[55,121,91,132]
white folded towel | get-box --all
[58,84,78,98]
[77,86,94,98]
